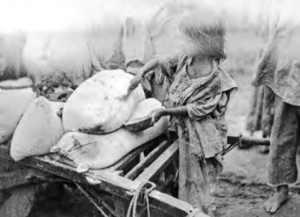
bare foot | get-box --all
[264,185,289,214]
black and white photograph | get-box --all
[0,0,299,216]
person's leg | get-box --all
[264,98,299,213]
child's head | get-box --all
[179,12,227,64]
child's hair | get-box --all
[179,13,227,63]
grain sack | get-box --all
[62,69,145,134]
[52,114,169,172]
[10,96,64,161]
[0,77,33,89]
[126,98,162,122]
[0,84,36,144]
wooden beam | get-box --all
[148,190,210,217]
[0,145,211,217]
[0,147,139,199]
[103,134,168,173]
[103,139,157,173]
[125,140,170,180]
[135,140,179,183]
[227,135,270,147]
[241,136,270,146]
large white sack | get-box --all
[126,98,162,121]
[62,69,145,134]
[52,108,168,172]
[0,77,33,89]
[22,31,101,87]
[0,85,36,144]
[10,96,64,161]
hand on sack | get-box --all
[128,73,143,92]
[150,108,165,125]
[126,67,139,75]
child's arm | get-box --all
[150,106,188,123]
[150,93,223,123]
[213,92,230,117]
[128,54,178,91]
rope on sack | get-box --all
[126,182,156,217]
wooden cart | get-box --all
[0,134,270,217]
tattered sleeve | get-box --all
[157,53,180,78]
[187,93,222,120]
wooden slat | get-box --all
[135,140,179,183]
[0,147,139,199]
[148,190,209,217]
[103,134,168,173]
[103,139,157,173]
[76,183,114,217]
[125,140,170,180]
[0,145,211,217]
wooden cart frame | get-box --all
[0,134,270,217]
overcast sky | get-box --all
[0,0,299,33]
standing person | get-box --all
[252,18,300,214]
[128,15,237,216]
[245,48,276,153]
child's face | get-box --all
[187,54,214,78]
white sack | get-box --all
[0,83,36,144]
[10,96,64,161]
[63,69,145,134]
[126,98,162,122]
[52,112,168,172]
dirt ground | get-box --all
[217,72,300,217]
[25,72,300,217]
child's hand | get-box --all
[128,74,143,91]
[212,109,220,119]
[150,108,165,124]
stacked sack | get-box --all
[62,69,146,133]
[10,96,65,161]
[0,78,36,144]
[53,97,169,172]
[9,70,169,172]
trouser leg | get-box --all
[268,97,299,186]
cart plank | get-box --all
[148,190,209,217]
[125,140,170,180]
[102,139,158,173]
[135,140,179,183]
[0,146,139,199]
